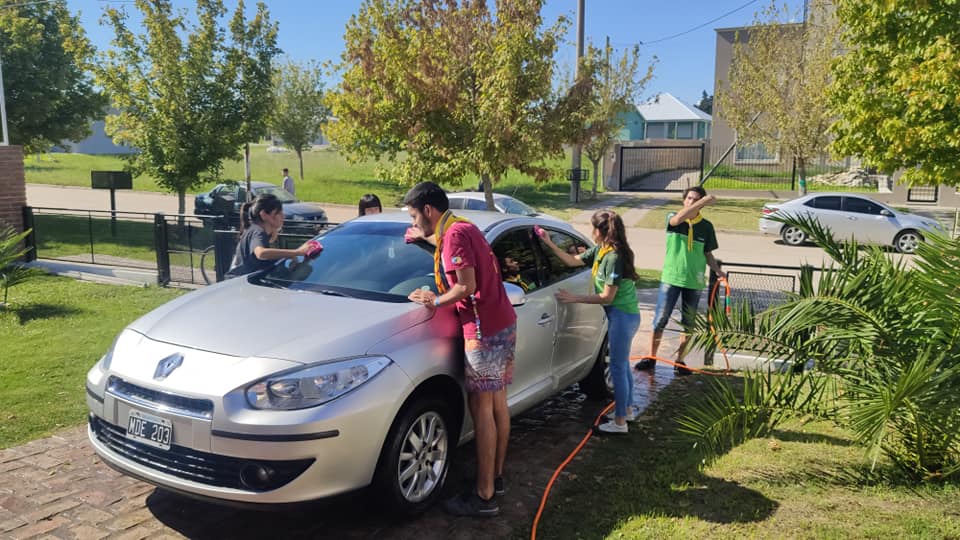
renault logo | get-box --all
[154,353,184,381]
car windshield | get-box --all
[499,197,537,216]
[254,185,297,203]
[257,221,438,302]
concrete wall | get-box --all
[0,145,26,232]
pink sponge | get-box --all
[304,240,323,258]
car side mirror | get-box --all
[880,209,893,217]
[503,282,526,307]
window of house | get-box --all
[697,123,705,139]
[645,123,665,139]
[667,123,676,139]
[676,122,693,139]
[734,142,779,163]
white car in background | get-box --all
[759,193,945,254]
[446,192,564,222]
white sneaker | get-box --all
[605,408,638,423]
[597,420,628,434]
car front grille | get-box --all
[89,415,314,492]
[107,377,214,419]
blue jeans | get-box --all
[653,282,702,333]
[605,306,641,418]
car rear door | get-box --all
[490,228,556,405]
[533,227,605,387]
[807,195,848,239]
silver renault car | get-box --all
[85,211,609,514]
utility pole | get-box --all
[569,0,584,203]
[0,55,8,145]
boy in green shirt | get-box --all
[638,186,725,373]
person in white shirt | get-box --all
[282,168,295,196]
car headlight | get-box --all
[245,356,392,410]
[100,329,141,371]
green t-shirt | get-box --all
[661,212,718,289]
[579,245,639,314]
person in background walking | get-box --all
[358,193,383,216]
[405,182,516,517]
[537,210,641,434]
[226,194,311,278]
[282,168,295,196]
[637,186,724,374]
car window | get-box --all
[255,185,297,203]
[499,197,537,216]
[491,228,540,292]
[843,196,884,215]
[537,229,589,287]
[464,199,487,211]
[214,184,236,200]
[812,196,841,210]
[447,197,465,210]
[261,221,437,301]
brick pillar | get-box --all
[0,145,26,232]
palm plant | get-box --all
[0,226,38,310]
[679,214,960,481]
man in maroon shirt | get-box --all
[405,182,517,517]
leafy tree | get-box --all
[326,0,589,209]
[681,215,960,481]
[695,90,713,115]
[829,2,960,187]
[0,0,106,153]
[95,0,278,214]
[0,226,39,310]
[717,0,840,195]
[576,43,654,199]
[226,0,280,198]
[269,60,328,182]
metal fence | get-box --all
[618,144,704,191]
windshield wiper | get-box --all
[318,288,352,298]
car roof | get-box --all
[219,181,274,189]
[353,208,574,233]
[447,191,511,201]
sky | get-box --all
[67,0,805,110]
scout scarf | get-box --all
[684,214,703,251]
[591,245,614,286]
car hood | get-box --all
[127,280,432,362]
[281,202,326,218]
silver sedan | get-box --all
[85,211,609,514]
[759,193,945,254]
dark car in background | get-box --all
[194,181,328,232]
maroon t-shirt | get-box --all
[441,221,517,338]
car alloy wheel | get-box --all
[781,225,807,246]
[397,410,448,503]
[894,230,922,254]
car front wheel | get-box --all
[781,225,807,246]
[894,229,922,254]
[374,397,453,515]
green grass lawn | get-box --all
[635,268,660,289]
[0,275,184,448]
[527,376,960,539]
[634,198,769,232]
[26,148,599,214]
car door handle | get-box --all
[847,216,857,220]
[537,314,554,326]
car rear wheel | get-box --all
[374,397,453,515]
[579,336,613,400]
[781,225,807,246]
[894,229,922,254]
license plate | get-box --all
[126,410,173,450]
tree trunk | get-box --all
[244,143,252,201]
[590,157,601,199]
[177,189,186,215]
[297,148,304,185]
[797,155,808,196]
[482,174,494,210]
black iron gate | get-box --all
[618,143,704,192]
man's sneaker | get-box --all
[605,407,638,423]
[442,490,499,517]
[596,420,628,434]
[634,358,656,370]
[674,361,693,376]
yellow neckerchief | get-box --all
[433,210,472,293]
[591,244,615,285]
[506,274,529,291]
[685,214,703,251]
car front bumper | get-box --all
[86,363,410,505]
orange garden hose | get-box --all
[530,278,732,540]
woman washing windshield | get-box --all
[536,210,641,434]
[226,194,312,278]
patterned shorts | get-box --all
[464,323,516,393]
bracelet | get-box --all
[433,297,441,307]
